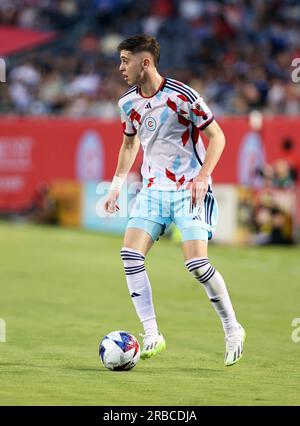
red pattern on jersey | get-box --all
[130,108,141,125]
[167,97,177,112]
[192,126,200,144]
[147,177,156,188]
[165,168,177,182]
[181,129,190,146]
[167,98,189,117]
[167,97,192,148]
[165,168,186,189]
[176,175,185,189]
[191,108,208,120]
[178,114,191,127]
[177,94,188,102]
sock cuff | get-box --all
[186,257,216,283]
[120,247,145,262]
[185,257,209,271]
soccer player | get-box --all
[104,35,246,366]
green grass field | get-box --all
[0,222,300,406]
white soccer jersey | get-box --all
[118,77,214,191]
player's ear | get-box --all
[143,57,151,69]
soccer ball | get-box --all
[99,331,140,371]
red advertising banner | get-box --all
[213,116,300,184]
[0,116,299,212]
[0,117,142,211]
[0,26,56,56]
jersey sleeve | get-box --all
[118,101,137,136]
[189,96,214,130]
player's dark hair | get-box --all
[118,35,160,66]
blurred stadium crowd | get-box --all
[238,136,298,245]
[0,0,300,117]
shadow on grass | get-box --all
[95,367,224,375]
[1,362,224,375]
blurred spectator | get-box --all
[0,0,83,30]
[253,203,293,245]
[279,137,300,182]
[237,182,295,245]
[238,110,265,188]
[0,0,300,117]
[28,182,58,224]
[8,60,41,113]
[272,159,295,188]
[15,182,58,224]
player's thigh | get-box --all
[182,239,208,261]
[123,227,154,256]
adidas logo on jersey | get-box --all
[145,102,152,109]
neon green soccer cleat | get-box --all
[140,333,166,360]
[224,324,246,366]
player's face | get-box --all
[119,50,144,86]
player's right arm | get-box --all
[104,134,140,214]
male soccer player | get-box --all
[104,35,246,366]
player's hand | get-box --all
[187,173,210,210]
[104,190,120,214]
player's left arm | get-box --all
[191,120,225,206]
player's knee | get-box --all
[185,257,216,283]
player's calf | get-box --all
[120,247,160,337]
[185,257,242,339]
